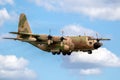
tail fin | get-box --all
[3,13,34,41]
[17,13,32,38]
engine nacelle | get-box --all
[48,40,53,45]
[22,38,36,42]
[63,45,70,51]
[29,38,36,41]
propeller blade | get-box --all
[89,38,111,41]
[98,38,111,41]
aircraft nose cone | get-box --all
[94,42,103,49]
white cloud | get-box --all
[69,48,120,67]
[0,55,36,80]
[0,0,14,5]
[0,8,18,27]
[62,48,120,75]
[0,8,10,26]
[62,24,97,36]
[30,0,120,20]
[79,7,120,20]
[80,68,101,75]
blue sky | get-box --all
[0,0,120,80]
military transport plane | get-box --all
[4,13,110,55]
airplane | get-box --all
[4,13,110,55]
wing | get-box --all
[5,32,66,45]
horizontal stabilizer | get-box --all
[3,37,36,42]
[10,32,40,37]
[3,37,22,40]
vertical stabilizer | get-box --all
[17,13,32,38]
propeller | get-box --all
[89,33,111,49]
[47,29,53,45]
[60,30,65,46]
[60,30,65,41]
[90,33,111,42]
[47,29,67,45]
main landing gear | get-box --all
[88,50,92,54]
[52,52,72,56]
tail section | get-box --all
[3,13,37,42]
[17,13,32,39]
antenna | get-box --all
[61,30,64,37]
[84,33,86,36]
[49,29,51,35]
[60,30,65,46]
[96,33,98,39]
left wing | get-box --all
[5,32,66,45]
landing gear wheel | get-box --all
[52,52,56,55]
[57,52,61,55]
[67,52,71,55]
[62,52,66,56]
[88,50,92,54]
